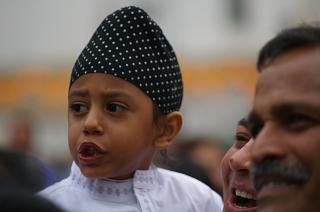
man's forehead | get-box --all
[261,48,320,81]
[257,48,320,93]
[252,47,320,118]
[265,46,320,67]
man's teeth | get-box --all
[235,189,256,200]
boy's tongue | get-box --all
[79,143,104,157]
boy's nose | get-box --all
[83,109,104,135]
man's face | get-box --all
[221,121,257,212]
[249,47,320,212]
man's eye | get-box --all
[283,113,315,131]
[236,134,250,142]
[70,104,88,113]
[106,103,126,113]
[235,134,250,148]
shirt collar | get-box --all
[69,162,158,202]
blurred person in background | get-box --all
[0,148,44,192]
[169,136,224,195]
[248,24,320,212]
[221,118,257,212]
[4,110,60,189]
[0,144,64,210]
[0,186,64,212]
[6,112,34,152]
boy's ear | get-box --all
[153,112,183,149]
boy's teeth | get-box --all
[235,189,256,200]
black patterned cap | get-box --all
[70,6,183,114]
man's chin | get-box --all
[257,194,303,212]
[258,204,298,212]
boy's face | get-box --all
[68,73,160,179]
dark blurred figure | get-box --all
[4,110,60,188]
[0,149,65,211]
[0,148,45,192]
[168,136,225,195]
[6,113,34,152]
[0,188,64,212]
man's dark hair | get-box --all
[257,24,320,71]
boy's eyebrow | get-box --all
[69,90,89,98]
[68,89,136,101]
[101,90,135,101]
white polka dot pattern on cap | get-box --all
[70,6,183,114]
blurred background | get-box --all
[0,0,319,188]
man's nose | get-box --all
[251,122,287,164]
[230,138,253,172]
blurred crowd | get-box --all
[0,110,66,210]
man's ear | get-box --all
[153,112,183,150]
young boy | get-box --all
[40,6,223,212]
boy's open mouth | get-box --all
[232,188,257,208]
[78,142,105,158]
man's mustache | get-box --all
[252,158,310,191]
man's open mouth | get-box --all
[232,188,257,208]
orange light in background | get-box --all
[0,59,258,112]
[181,59,258,95]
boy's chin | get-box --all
[78,164,107,178]
[78,165,134,180]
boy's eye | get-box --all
[106,103,126,113]
[70,103,88,113]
